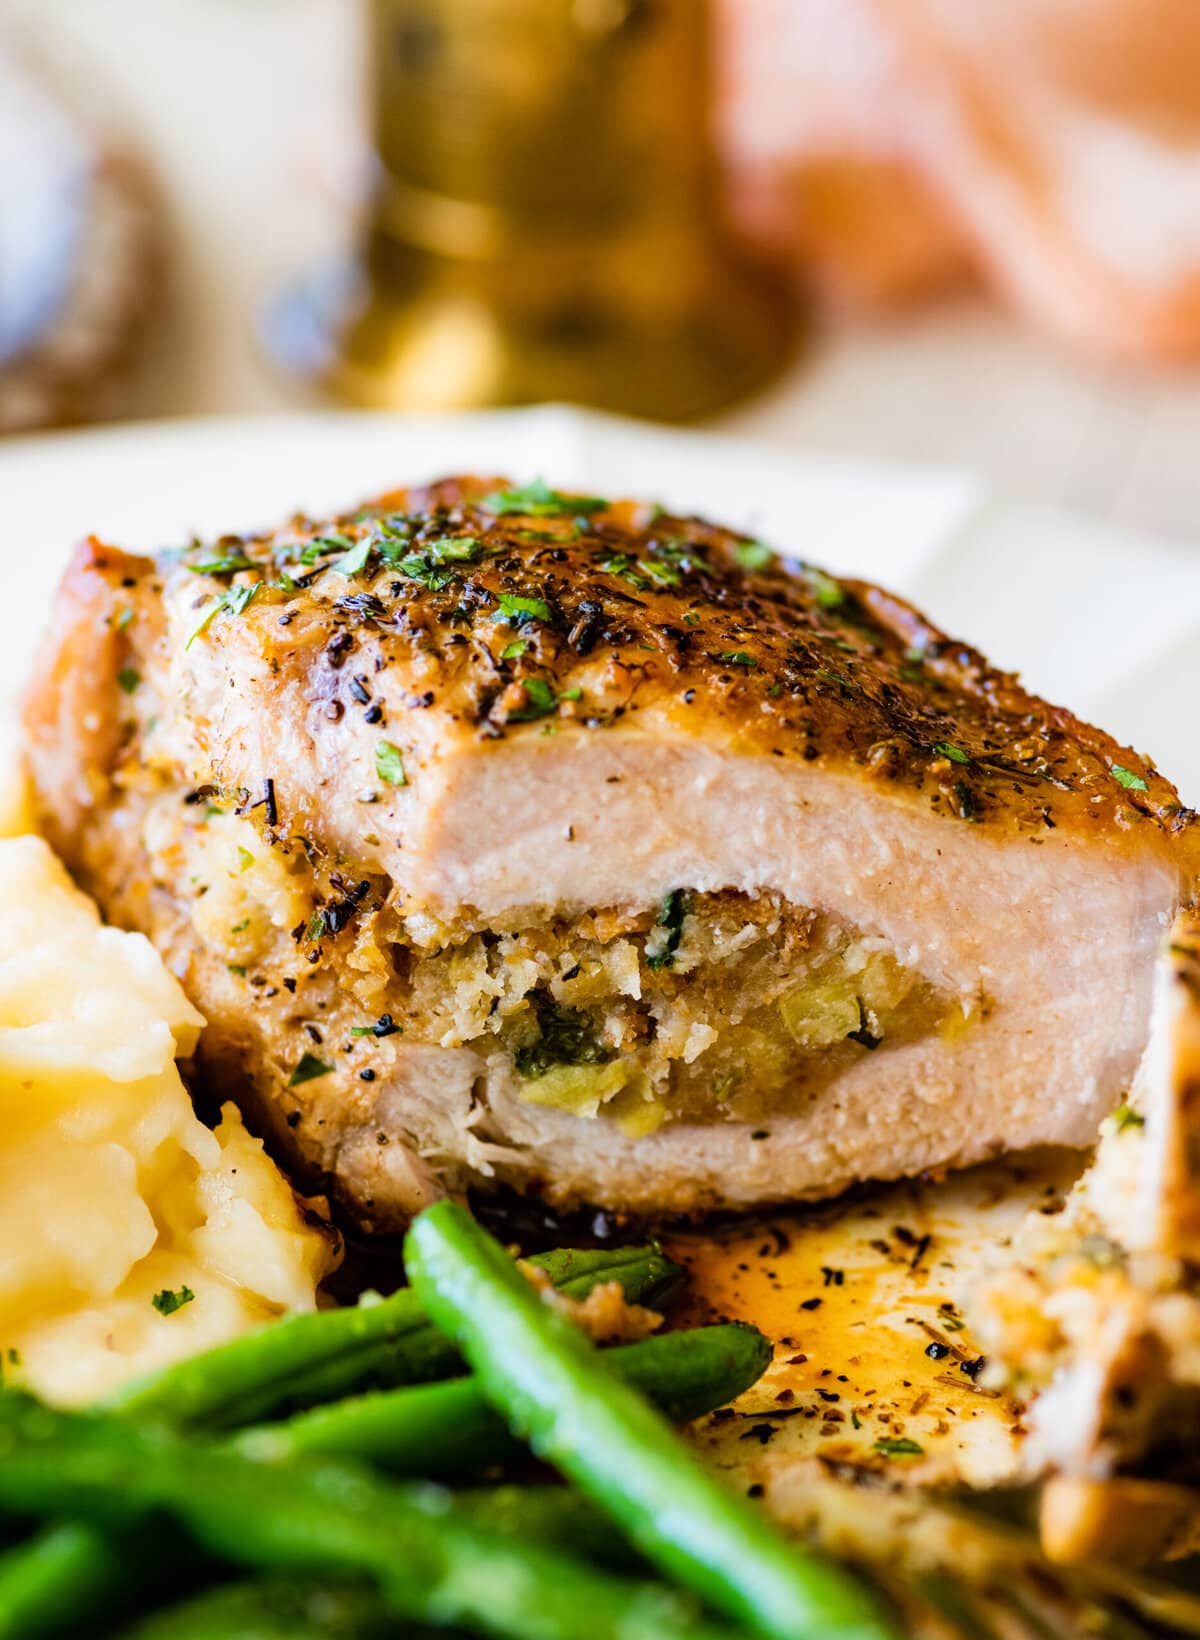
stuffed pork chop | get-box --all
[22,476,1198,1228]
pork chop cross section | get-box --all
[22,477,1197,1225]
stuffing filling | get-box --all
[400,891,960,1136]
[170,808,965,1139]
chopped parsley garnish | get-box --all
[376,742,407,786]
[115,605,134,631]
[873,1437,923,1458]
[384,534,486,586]
[508,677,558,721]
[185,600,222,649]
[515,993,614,1079]
[647,889,688,971]
[518,523,583,543]
[184,581,261,649]
[506,677,581,722]
[802,568,845,609]
[152,1285,195,1317]
[187,552,254,576]
[933,741,970,764]
[898,646,924,682]
[735,540,774,572]
[288,1052,333,1087]
[640,558,681,587]
[719,651,757,668]
[227,963,246,976]
[495,593,553,625]
[334,537,373,576]
[117,667,140,694]
[373,537,411,566]
[1112,764,1149,792]
[652,537,708,572]
[598,554,646,589]
[236,847,255,872]
[501,639,528,660]
[225,582,260,617]
[427,535,482,562]
[369,516,415,559]
[390,553,456,590]
[1111,1103,1145,1132]
[299,533,354,566]
[482,478,607,518]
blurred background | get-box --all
[2,0,1200,536]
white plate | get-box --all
[3,404,1197,797]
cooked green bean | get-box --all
[1,1244,680,1638]
[0,1516,204,1640]
[0,1397,749,1640]
[454,1485,642,1573]
[405,1201,900,1640]
[117,1579,403,1639]
[236,1322,770,1477]
[118,1511,632,1640]
[0,1524,128,1640]
[107,1243,681,1432]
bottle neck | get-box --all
[369,0,715,258]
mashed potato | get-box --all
[0,824,333,1406]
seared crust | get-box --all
[20,478,1200,1229]
[154,474,1190,851]
[22,538,142,846]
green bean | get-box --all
[531,1245,685,1309]
[0,1517,205,1640]
[116,1579,404,1639]
[454,1485,642,1573]
[107,1242,681,1432]
[0,1525,129,1640]
[405,1201,900,1640]
[119,1495,642,1631]
[236,1322,771,1477]
[0,1397,749,1640]
[0,1244,679,1638]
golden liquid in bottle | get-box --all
[330,0,800,420]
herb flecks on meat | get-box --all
[166,476,1181,835]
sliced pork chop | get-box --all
[973,917,1200,1565]
[22,477,1198,1228]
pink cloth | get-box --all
[719,0,1200,362]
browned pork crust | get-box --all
[21,479,1200,1228]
